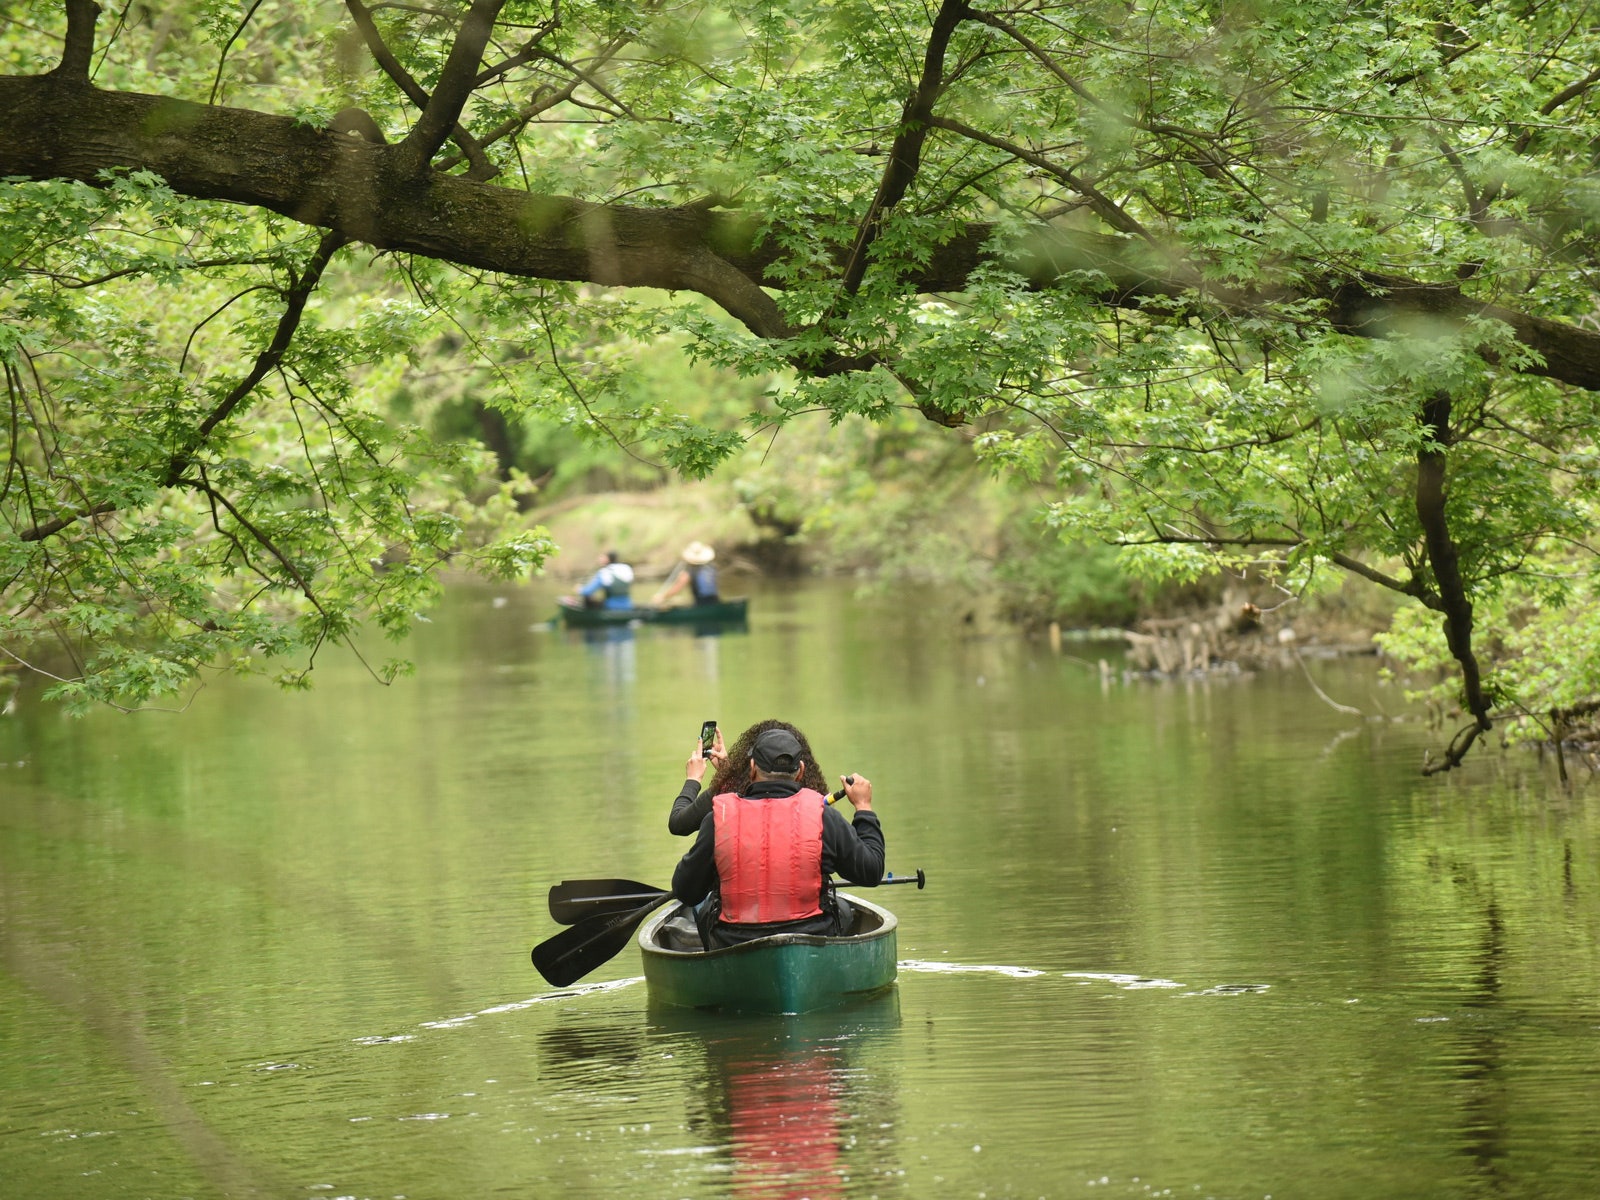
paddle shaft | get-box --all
[560,870,915,908]
[882,868,927,889]
[534,868,927,984]
[553,869,926,915]
[560,889,670,909]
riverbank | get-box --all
[527,482,1396,666]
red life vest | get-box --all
[712,789,827,924]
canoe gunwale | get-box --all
[639,893,898,960]
[638,894,899,1014]
[556,598,748,627]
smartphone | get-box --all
[699,720,717,754]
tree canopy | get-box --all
[3,0,1599,768]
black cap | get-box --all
[751,728,803,773]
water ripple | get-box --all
[358,977,644,1043]
[899,960,1046,978]
[1183,983,1272,997]
[1064,971,1185,990]
[899,963,1271,997]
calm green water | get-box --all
[2,580,1599,1200]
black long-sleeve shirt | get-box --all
[671,778,885,912]
[667,778,712,837]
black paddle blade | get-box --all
[548,878,669,924]
[531,893,674,987]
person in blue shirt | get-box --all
[573,550,634,609]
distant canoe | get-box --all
[637,895,898,1014]
[555,598,749,627]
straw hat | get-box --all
[682,541,715,565]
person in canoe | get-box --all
[650,540,720,606]
[562,549,634,610]
[667,718,829,836]
[670,723,884,948]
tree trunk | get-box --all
[1416,391,1495,774]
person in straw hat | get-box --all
[652,541,720,606]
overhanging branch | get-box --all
[14,229,344,547]
[1115,531,1436,603]
[52,0,99,81]
[164,231,347,486]
[344,0,497,180]
[5,75,1600,391]
[394,0,505,177]
[1415,391,1495,763]
[838,0,971,298]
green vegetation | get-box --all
[4,2,1600,769]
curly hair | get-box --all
[708,718,828,796]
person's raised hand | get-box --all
[686,739,709,782]
[842,773,872,812]
[709,727,729,770]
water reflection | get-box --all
[1451,865,1510,1194]
[720,1039,844,1199]
[653,994,903,1199]
[6,581,1600,1200]
[579,623,638,687]
[683,616,748,639]
[533,994,903,1197]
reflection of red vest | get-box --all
[713,790,826,924]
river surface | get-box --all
[2,579,1598,1200]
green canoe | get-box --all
[556,598,748,627]
[637,894,898,1014]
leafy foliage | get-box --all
[3,1,1600,761]
[0,169,548,708]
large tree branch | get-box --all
[1539,65,1600,118]
[17,502,117,543]
[1415,391,1494,773]
[344,0,497,180]
[838,0,970,298]
[52,0,99,81]
[393,0,505,177]
[7,76,1600,392]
